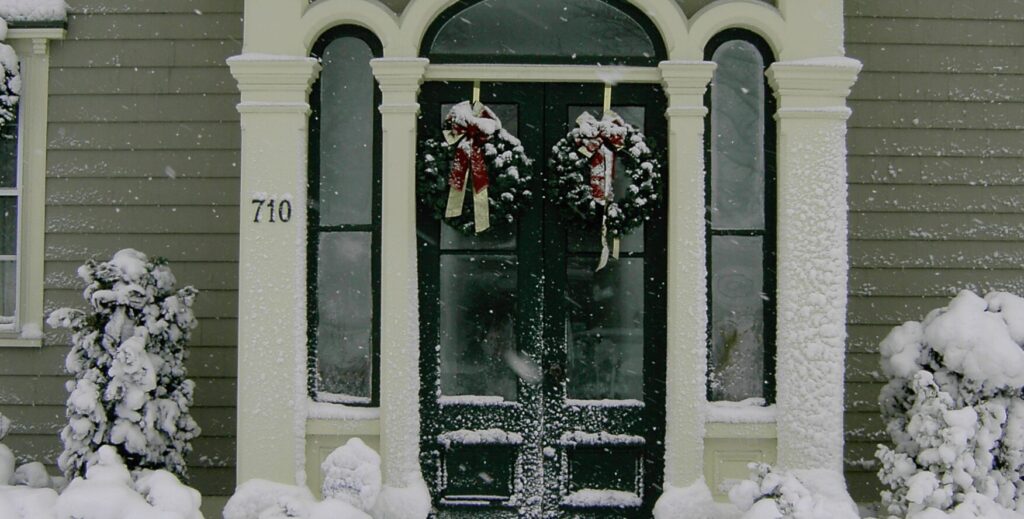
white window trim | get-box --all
[0,28,64,347]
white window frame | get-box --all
[0,28,63,347]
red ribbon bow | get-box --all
[443,101,500,233]
[575,111,627,201]
[575,111,628,270]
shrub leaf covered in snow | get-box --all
[727,463,859,519]
[877,291,1024,518]
[47,249,200,480]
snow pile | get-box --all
[652,478,716,519]
[0,0,67,22]
[321,438,381,513]
[727,464,859,519]
[223,479,370,519]
[222,433,427,518]
[54,446,203,519]
[877,291,1024,518]
[0,440,200,519]
[47,249,200,479]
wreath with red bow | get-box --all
[417,101,534,235]
[548,110,664,268]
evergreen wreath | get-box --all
[0,42,20,133]
[417,101,534,235]
[548,110,664,239]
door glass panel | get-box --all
[316,232,373,399]
[440,255,519,401]
[709,236,764,401]
[565,257,644,401]
[426,0,658,65]
[0,197,16,255]
[319,37,375,226]
[711,40,765,230]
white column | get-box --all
[658,61,716,487]
[369,57,429,489]
[767,58,861,472]
[228,56,321,485]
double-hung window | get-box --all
[0,25,62,346]
[705,29,777,402]
[307,27,383,406]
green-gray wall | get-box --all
[844,0,1024,502]
[0,0,243,512]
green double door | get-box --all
[417,82,667,519]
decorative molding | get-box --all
[767,58,863,109]
[425,64,662,83]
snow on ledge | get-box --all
[0,0,67,22]
[563,489,641,508]
[437,428,524,448]
[706,398,777,424]
[307,400,380,421]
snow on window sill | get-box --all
[705,398,777,439]
[307,400,379,421]
[0,323,43,348]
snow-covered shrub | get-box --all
[876,291,1024,519]
[0,18,19,133]
[223,479,369,519]
[53,445,203,519]
[47,249,200,480]
[728,463,860,519]
[652,479,715,519]
[321,438,381,513]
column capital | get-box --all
[767,57,862,116]
[228,55,321,108]
[371,58,429,91]
[658,60,716,102]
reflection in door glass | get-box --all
[440,255,519,401]
[566,258,644,401]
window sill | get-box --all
[705,399,778,439]
[0,335,43,348]
[306,400,380,436]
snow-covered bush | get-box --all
[321,438,381,512]
[652,479,715,519]
[876,291,1024,519]
[47,249,200,480]
[727,463,860,519]
[0,18,19,132]
[223,479,370,519]
[52,445,203,519]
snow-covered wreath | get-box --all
[548,110,664,269]
[417,101,533,235]
[0,39,20,132]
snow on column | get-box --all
[228,55,321,485]
[369,58,429,492]
[658,61,716,487]
[766,58,860,472]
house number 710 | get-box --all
[251,198,292,223]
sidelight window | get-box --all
[308,27,383,406]
[705,30,777,402]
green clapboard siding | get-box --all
[844,1,1023,503]
[0,0,243,510]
